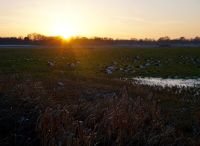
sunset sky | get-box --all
[1,0,200,39]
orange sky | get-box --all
[1,0,200,39]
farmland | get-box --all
[1,47,200,78]
[0,47,200,145]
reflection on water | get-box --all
[132,77,200,87]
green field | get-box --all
[0,47,200,146]
[1,47,200,79]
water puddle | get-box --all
[131,77,200,87]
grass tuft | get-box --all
[37,86,193,146]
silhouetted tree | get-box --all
[27,33,46,41]
[194,37,200,41]
[158,36,170,41]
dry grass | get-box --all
[37,86,194,146]
[1,75,199,146]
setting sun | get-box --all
[1,0,200,145]
[52,24,77,39]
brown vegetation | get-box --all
[37,86,198,146]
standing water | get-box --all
[131,77,200,87]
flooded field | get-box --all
[131,77,200,87]
[1,47,200,145]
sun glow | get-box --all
[52,24,77,39]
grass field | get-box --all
[0,47,200,146]
[1,47,200,78]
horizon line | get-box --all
[0,34,200,40]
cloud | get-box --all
[115,16,146,22]
[114,15,183,25]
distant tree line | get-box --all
[0,33,200,47]
[0,33,64,46]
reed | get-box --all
[37,86,188,146]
